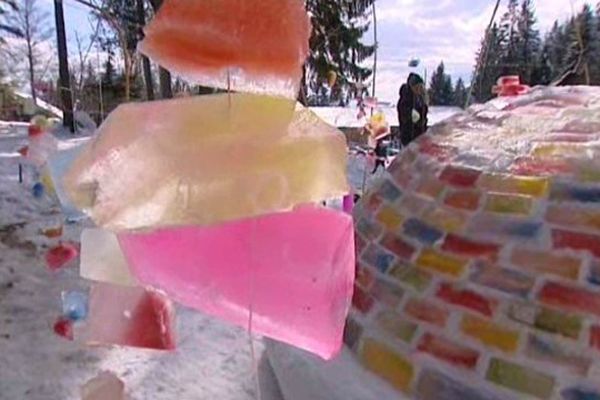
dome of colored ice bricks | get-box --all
[350,86,600,399]
[139,0,310,98]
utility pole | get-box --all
[53,0,75,132]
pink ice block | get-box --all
[80,283,175,350]
[118,206,355,359]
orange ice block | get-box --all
[63,94,348,230]
[139,0,311,98]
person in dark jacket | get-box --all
[372,138,388,173]
[397,73,428,147]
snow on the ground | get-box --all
[310,105,461,129]
[0,124,283,400]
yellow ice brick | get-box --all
[485,193,533,215]
[360,338,414,392]
[479,174,549,197]
[422,207,467,232]
[64,94,349,230]
[416,249,467,277]
[376,206,405,230]
[461,315,519,353]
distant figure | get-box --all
[372,138,388,174]
[397,73,428,147]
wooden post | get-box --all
[53,0,75,132]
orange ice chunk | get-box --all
[139,0,311,98]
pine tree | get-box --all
[563,5,599,84]
[517,0,541,83]
[499,0,521,75]
[472,23,504,102]
[453,78,468,108]
[428,62,454,106]
[305,0,375,106]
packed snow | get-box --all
[0,123,283,400]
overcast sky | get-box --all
[43,0,579,102]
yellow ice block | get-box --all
[64,93,349,230]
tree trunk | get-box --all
[147,0,172,99]
[54,0,75,132]
[137,0,154,100]
[24,9,37,105]
[158,67,173,98]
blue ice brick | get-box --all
[403,218,443,244]
[378,180,403,202]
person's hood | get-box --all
[407,73,424,86]
[400,83,411,98]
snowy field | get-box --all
[0,122,284,400]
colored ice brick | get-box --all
[118,207,355,360]
[402,218,444,245]
[436,283,497,317]
[550,182,600,203]
[360,339,414,392]
[376,206,404,230]
[468,214,542,239]
[356,218,383,241]
[415,176,445,199]
[485,193,533,215]
[377,180,403,202]
[590,325,600,352]
[417,332,479,369]
[470,262,534,298]
[81,283,175,350]
[589,262,600,286]
[375,310,418,343]
[441,234,500,259]
[80,229,137,287]
[362,244,395,273]
[532,306,582,339]
[64,95,349,230]
[539,281,600,317]
[389,265,432,292]
[404,298,449,327]
[416,369,504,400]
[525,334,591,376]
[352,285,374,314]
[380,233,415,261]
[421,207,468,232]
[479,174,549,197]
[444,189,481,210]
[370,278,404,308]
[546,205,600,230]
[486,358,555,399]
[439,166,481,187]
[460,314,519,353]
[138,0,310,98]
[552,229,600,258]
[562,388,600,400]
[416,249,467,277]
[510,247,581,280]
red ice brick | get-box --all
[439,166,482,188]
[552,229,600,258]
[436,283,497,317]
[417,333,479,369]
[441,234,500,259]
[539,281,600,318]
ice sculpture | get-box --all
[64,94,348,230]
[118,206,355,360]
[350,86,600,398]
[47,145,87,221]
[138,0,310,98]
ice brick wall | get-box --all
[350,87,600,400]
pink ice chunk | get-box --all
[118,206,355,360]
[80,283,175,351]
